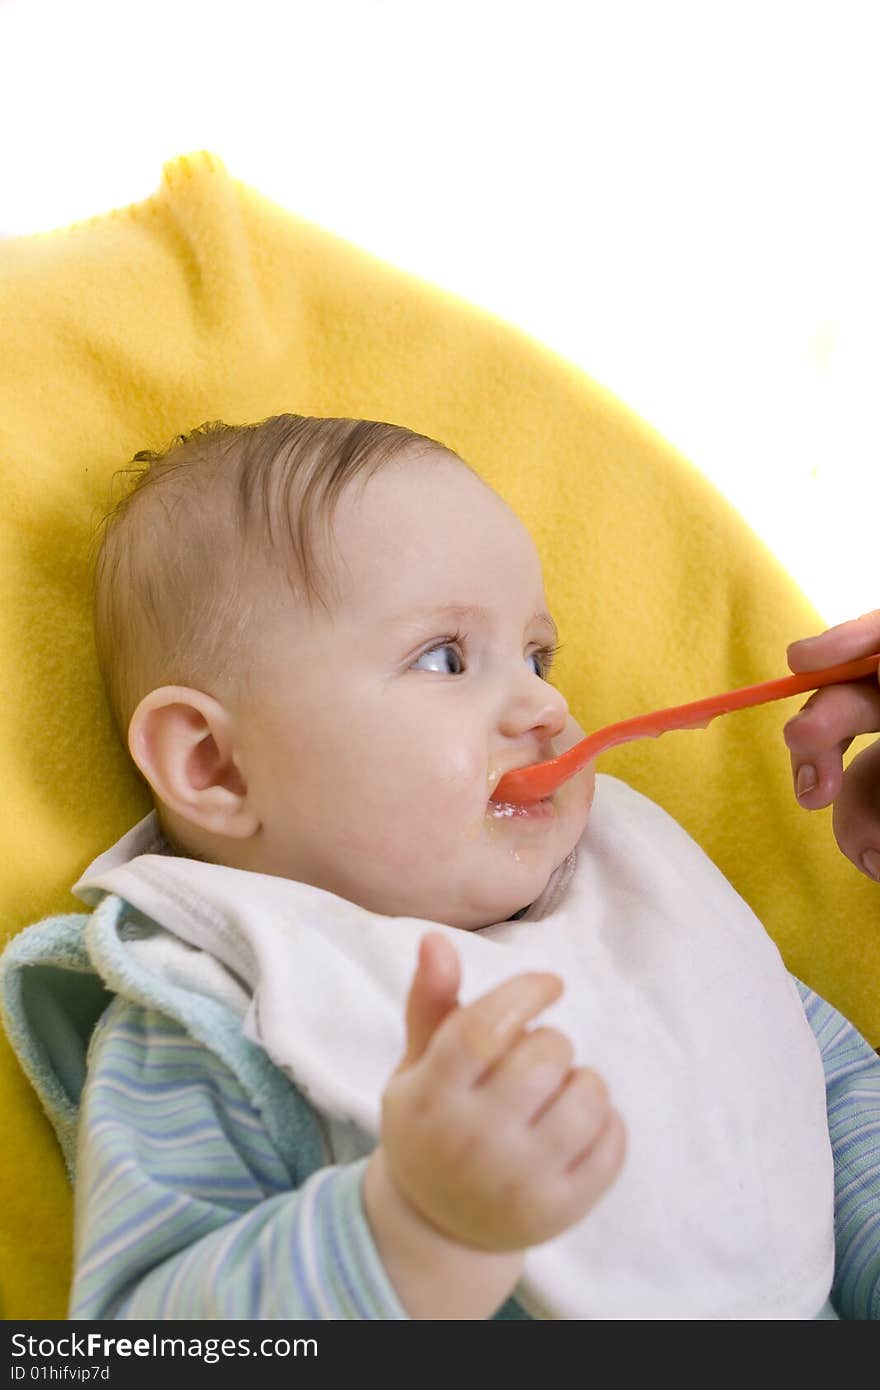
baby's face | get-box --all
[236,450,594,928]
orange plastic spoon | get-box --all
[491,653,880,806]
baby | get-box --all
[5,414,879,1320]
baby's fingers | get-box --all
[531,1073,626,1236]
[566,1107,627,1208]
[429,971,564,1086]
[400,933,461,1069]
[477,1025,575,1119]
[531,1067,617,1167]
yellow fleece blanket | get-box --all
[1,152,877,1318]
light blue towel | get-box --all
[0,899,323,1179]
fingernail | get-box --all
[861,850,880,880]
[796,764,817,798]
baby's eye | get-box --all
[412,642,465,675]
[528,644,559,680]
[410,637,559,678]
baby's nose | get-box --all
[534,688,569,738]
[501,673,569,740]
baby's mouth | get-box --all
[486,760,557,823]
[487,753,555,807]
[486,796,555,822]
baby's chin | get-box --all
[437,849,570,931]
[444,885,551,931]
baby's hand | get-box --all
[378,933,625,1252]
[785,612,880,879]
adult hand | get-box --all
[784,611,880,879]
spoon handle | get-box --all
[492,652,880,805]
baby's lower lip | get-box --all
[486,797,556,824]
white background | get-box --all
[1,0,877,625]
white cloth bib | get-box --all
[75,775,834,1319]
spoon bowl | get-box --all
[491,653,880,806]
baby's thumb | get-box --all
[400,932,461,1069]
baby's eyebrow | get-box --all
[382,604,559,641]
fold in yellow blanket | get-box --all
[1,151,877,1318]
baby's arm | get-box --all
[73,945,623,1320]
[797,980,880,1320]
[71,999,408,1320]
[363,933,625,1318]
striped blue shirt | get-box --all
[69,983,880,1320]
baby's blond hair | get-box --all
[91,413,448,745]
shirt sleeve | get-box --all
[796,979,880,1320]
[69,997,408,1320]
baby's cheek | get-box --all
[561,711,587,750]
[359,735,482,839]
[557,714,596,819]
[560,763,596,818]
[431,740,485,797]
[416,740,489,849]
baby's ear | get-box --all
[127,686,258,838]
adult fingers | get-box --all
[787,610,880,672]
[784,682,880,809]
[831,741,880,879]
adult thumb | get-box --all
[832,739,880,879]
[400,932,461,1068]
